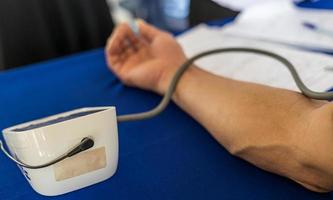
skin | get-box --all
[105,20,333,192]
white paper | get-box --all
[221,1,333,52]
[211,0,302,11]
[177,24,333,92]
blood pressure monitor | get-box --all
[2,107,118,196]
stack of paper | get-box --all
[211,0,303,11]
[176,24,333,92]
[221,1,333,52]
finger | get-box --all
[137,19,162,42]
[107,23,138,55]
[105,50,121,73]
[106,26,123,54]
[107,28,127,55]
[106,27,138,69]
[123,40,136,56]
[130,36,147,52]
[107,43,130,70]
[107,39,137,68]
[119,23,139,47]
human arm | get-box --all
[105,20,333,192]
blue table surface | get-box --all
[1,1,333,199]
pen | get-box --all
[303,21,333,38]
[110,2,140,36]
[129,18,139,35]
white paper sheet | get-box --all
[177,24,333,92]
[211,0,302,11]
[221,1,333,52]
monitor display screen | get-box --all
[13,109,106,132]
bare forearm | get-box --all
[173,66,317,147]
[106,21,333,192]
[172,66,333,192]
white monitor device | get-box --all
[2,107,119,196]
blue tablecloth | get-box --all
[1,1,333,199]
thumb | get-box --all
[137,19,162,41]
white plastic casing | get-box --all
[2,107,119,196]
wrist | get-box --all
[155,62,203,99]
[155,61,188,95]
[171,65,203,102]
[156,67,178,95]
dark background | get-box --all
[0,0,237,70]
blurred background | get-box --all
[0,0,237,71]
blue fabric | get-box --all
[0,1,333,199]
[298,0,333,9]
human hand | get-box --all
[105,20,187,94]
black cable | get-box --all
[0,137,94,169]
[117,47,333,122]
